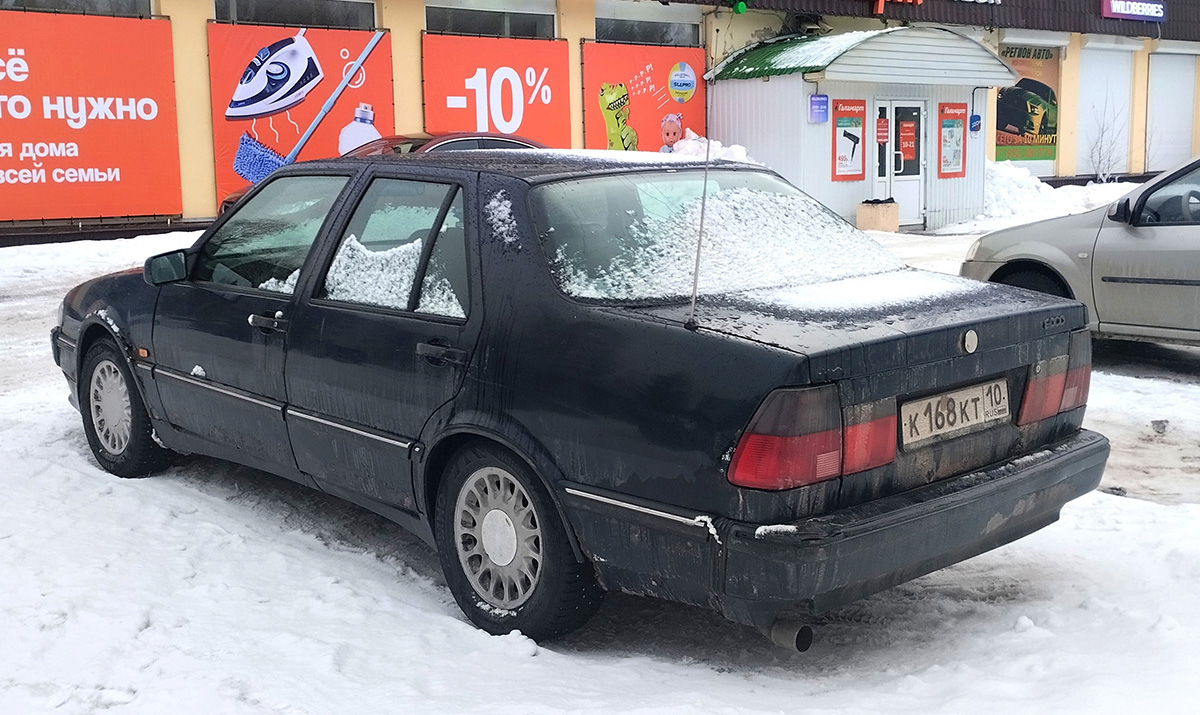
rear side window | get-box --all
[317,178,468,318]
[194,175,349,292]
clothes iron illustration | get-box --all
[226,29,324,120]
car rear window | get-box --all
[530,170,902,303]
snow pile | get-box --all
[670,129,757,164]
[939,160,1139,233]
[552,187,902,301]
[983,160,1062,219]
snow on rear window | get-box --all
[738,269,987,315]
[532,171,903,302]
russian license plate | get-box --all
[900,379,1010,448]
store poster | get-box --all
[996,45,1060,161]
[832,100,866,181]
[0,11,181,221]
[938,103,967,179]
[423,34,571,148]
[207,24,394,202]
[582,42,706,152]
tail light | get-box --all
[1059,330,1092,412]
[1018,329,1092,425]
[728,386,896,491]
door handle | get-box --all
[893,150,905,174]
[417,341,467,366]
[248,312,289,333]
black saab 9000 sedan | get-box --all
[52,151,1108,649]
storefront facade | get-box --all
[2,0,1200,231]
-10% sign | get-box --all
[422,34,570,146]
[447,66,552,135]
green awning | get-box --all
[706,27,1020,88]
[708,30,895,81]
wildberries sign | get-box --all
[1102,0,1167,22]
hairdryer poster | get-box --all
[0,11,181,221]
[582,42,706,152]
[207,24,394,202]
[832,100,866,181]
[938,103,968,179]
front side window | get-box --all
[1140,164,1200,226]
[319,178,467,318]
[531,170,903,303]
[194,175,350,293]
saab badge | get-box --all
[962,329,979,354]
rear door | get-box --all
[152,173,353,473]
[1092,162,1200,333]
[284,170,482,511]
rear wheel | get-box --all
[997,269,1070,298]
[80,339,171,478]
[435,442,602,640]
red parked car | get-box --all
[218,132,545,214]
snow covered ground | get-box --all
[3,177,1200,713]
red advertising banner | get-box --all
[832,100,866,182]
[875,117,889,145]
[899,121,918,162]
[422,34,571,148]
[0,11,181,221]
[208,24,394,203]
[582,42,706,152]
[937,103,967,179]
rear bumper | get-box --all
[721,429,1108,626]
[564,429,1108,628]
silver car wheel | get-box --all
[454,466,543,610]
[89,359,132,457]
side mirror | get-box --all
[1108,198,1132,224]
[144,250,188,285]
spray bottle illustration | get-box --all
[339,103,382,155]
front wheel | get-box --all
[997,269,1070,298]
[435,442,602,641]
[80,339,171,478]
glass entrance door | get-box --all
[874,101,926,227]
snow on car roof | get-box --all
[305,149,767,183]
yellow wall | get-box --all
[558,0,595,148]
[1128,39,1151,174]
[379,0,424,136]
[1056,34,1083,176]
[704,8,786,70]
[158,0,217,219]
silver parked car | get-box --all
[962,156,1200,345]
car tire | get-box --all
[435,442,602,641]
[80,339,172,478]
[998,269,1069,298]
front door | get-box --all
[874,101,927,227]
[1093,162,1200,334]
[152,173,353,475]
[284,172,482,512]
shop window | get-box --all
[0,0,150,16]
[215,0,376,30]
[595,0,701,47]
[595,19,699,47]
[425,4,554,40]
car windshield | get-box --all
[530,169,903,303]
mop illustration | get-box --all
[231,30,385,183]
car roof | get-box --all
[295,149,769,184]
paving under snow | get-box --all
[2,166,1199,712]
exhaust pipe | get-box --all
[762,619,814,652]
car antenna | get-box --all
[683,130,713,332]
